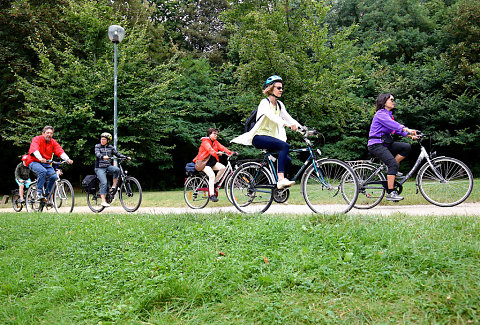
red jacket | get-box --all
[193,137,232,162]
[27,135,65,166]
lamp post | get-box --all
[108,25,125,154]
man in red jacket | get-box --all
[27,126,73,200]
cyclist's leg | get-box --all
[95,167,108,203]
[29,162,49,197]
[212,162,226,184]
[44,166,57,197]
[106,165,120,189]
[203,166,215,195]
[390,142,411,164]
[252,135,290,180]
[16,179,25,200]
[368,144,399,194]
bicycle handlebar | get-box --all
[297,126,318,137]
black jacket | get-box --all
[94,144,127,168]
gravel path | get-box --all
[2,203,479,216]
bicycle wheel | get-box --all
[301,159,359,214]
[353,164,386,209]
[224,173,234,204]
[54,180,74,213]
[12,191,22,212]
[418,157,473,207]
[184,174,210,209]
[230,162,274,214]
[119,176,142,212]
[25,184,41,212]
[87,191,105,213]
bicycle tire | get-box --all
[224,173,235,204]
[87,192,105,213]
[25,184,41,212]
[230,162,274,214]
[418,157,473,207]
[353,164,386,209]
[54,179,74,213]
[301,159,359,214]
[184,174,210,209]
[119,176,142,212]
[12,190,23,212]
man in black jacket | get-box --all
[95,132,130,207]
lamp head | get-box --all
[108,25,125,43]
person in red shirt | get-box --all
[193,128,234,202]
[27,126,73,200]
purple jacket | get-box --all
[367,109,408,146]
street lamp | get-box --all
[108,25,125,154]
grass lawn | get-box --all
[1,211,479,323]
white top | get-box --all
[231,98,301,145]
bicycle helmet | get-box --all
[101,132,112,142]
[21,154,29,161]
[264,75,283,89]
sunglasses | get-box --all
[389,96,395,102]
[275,86,283,90]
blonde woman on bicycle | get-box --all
[193,128,234,202]
[231,75,302,189]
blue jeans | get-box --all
[95,166,120,195]
[252,135,291,174]
[29,162,57,196]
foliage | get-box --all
[0,0,479,192]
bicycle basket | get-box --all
[81,175,98,194]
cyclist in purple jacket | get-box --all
[367,93,417,201]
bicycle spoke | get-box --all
[119,177,142,212]
[230,163,273,214]
[419,157,473,207]
[302,159,358,214]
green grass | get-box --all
[1,212,479,323]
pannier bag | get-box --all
[185,162,196,174]
[81,175,98,194]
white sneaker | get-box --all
[101,202,110,207]
[277,178,295,189]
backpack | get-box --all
[244,99,284,133]
[81,175,98,194]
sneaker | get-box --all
[18,198,25,204]
[386,191,404,201]
[101,202,110,207]
[35,194,45,202]
[396,171,404,177]
[209,195,219,202]
[277,178,295,189]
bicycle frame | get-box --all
[360,136,446,189]
[255,135,329,188]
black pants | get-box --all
[368,142,411,175]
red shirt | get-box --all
[27,135,65,166]
[193,137,232,162]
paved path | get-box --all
[2,203,479,216]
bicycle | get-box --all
[350,132,474,209]
[229,126,359,214]
[25,161,75,213]
[11,179,35,212]
[87,157,142,213]
[184,152,239,209]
